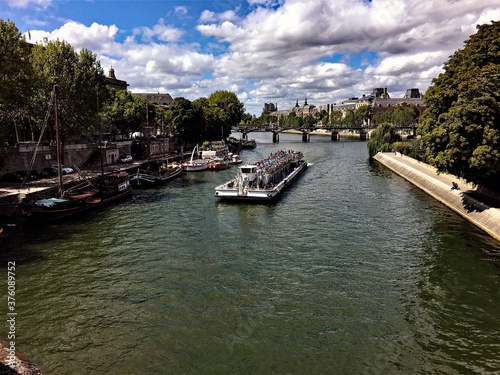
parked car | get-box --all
[40,167,57,178]
[51,165,74,174]
[118,155,133,163]
[16,170,41,180]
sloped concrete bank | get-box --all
[374,152,500,242]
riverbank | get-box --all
[374,152,500,242]
[0,340,43,374]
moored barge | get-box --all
[214,150,307,201]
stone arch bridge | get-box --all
[234,125,416,143]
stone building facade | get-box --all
[267,87,425,122]
[105,67,129,91]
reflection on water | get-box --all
[1,133,499,374]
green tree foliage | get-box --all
[418,21,500,191]
[367,122,402,157]
[303,114,315,127]
[280,111,302,128]
[165,97,204,143]
[101,90,160,137]
[372,105,419,127]
[193,97,226,141]
[356,104,373,126]
[241,113,253,124]
[0,20,34,166]
[207,90,244,138]
[30,39,107,142]
[330,110,343,126]
[342,108,357,127]
[392,105,419,127]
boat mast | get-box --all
[97,86,104,178]
[54,77,64,197]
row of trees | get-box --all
[369,21,500,193]
[0,19,246,167]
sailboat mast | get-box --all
[54,78,64,197]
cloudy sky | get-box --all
[2,0,499,116]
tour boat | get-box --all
[214,150,307,201]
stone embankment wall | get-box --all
[374,152,500,242]
[0,143,95,175]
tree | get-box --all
[103,91,153,136]
[0,20,34,166]
[207,90,244,138]
[193,97,225,141]
[418,21,500,192]
[165,97,203,144]
[241,113,253,125]
[356,104,373,127]
[30,39,107,143]
[367,122,402,157]
[392,105,419,127]
[330,110,343,126]
[342,108,359,127]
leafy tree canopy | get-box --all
[165,97,204,143]
[207,90,244,138]
[418,21,500,191]
[367,122,402,158]
[0,20,34,167]
[30,38,107,142]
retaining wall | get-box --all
[374,152,500,242]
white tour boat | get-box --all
[214,150,307,201]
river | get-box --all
[1,132,499,374]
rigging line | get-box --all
[19,89,56,190]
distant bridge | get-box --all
[234,125,416,143]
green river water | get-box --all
[1,133,499,374]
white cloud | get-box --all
[18,0,500,115]
[175,6,188,16]
[133,19,184,43]
[6,0,51,9]
[28,21,118,52]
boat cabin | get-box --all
[240,165,257,182]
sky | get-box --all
[1,0,499,116]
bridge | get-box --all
[234,125,416,143]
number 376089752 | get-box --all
[7,261,16,312]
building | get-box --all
[263,103,278,115]
[104,66,129,91]
[132,93,174,109]
[266,87,425,124]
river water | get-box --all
[1,132,500,374]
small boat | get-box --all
[130,159,183,188]
[207,157,230,170]
[226,136,257,150]
[182,144,209,171]
[215,150,307,201]
[228,153,243,164]
[241,138,257,149]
